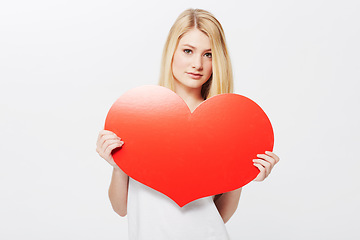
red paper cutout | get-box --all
[105,85,274,207]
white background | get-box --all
[1,0,359,239]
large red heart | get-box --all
[105,85,274,207]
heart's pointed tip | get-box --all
[177,202,187,208]
[175,199,195,208]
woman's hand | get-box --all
[253,151,280,181]
[96,129,124,168]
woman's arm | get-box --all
[108,166,129,217]
[97,130,128,217]
[214,188,242,224]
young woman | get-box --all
[96,8,279,239]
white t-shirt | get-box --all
[127,177,230,240]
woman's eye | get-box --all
[184,49,192,54]
[204,52,212,58]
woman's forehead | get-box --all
[178,29,211,50]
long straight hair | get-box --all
[158,8,233,100]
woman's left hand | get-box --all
[253,151,280,181]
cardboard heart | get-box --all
[105,85,274,207]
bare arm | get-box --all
[97,130,128,217]
[214,188,242,224]
[108,166,129,217]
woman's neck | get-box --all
[174,85,204,113]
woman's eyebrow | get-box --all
[183,44,195,49]
[182,44,211,52]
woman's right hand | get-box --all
[96,130,124,168]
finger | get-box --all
[104,141,123,157]
[99,134,122,149]
[265,151,280,163]
[253,163,266,181]
[102,139,123,152]
[100,129,117,136]
[101,133,122,143]
[253,162,265,172]
[257,154,276,167]
[253,159,271,176]
[98,130,114,142]
[98,130,120,141]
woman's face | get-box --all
[172,28,213,93]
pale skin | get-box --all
[96,28,280,222]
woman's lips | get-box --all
[187,72,203,79]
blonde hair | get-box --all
[158,8,233,100]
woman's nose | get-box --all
[191,55,203,70]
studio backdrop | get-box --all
[1,0,359,239]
